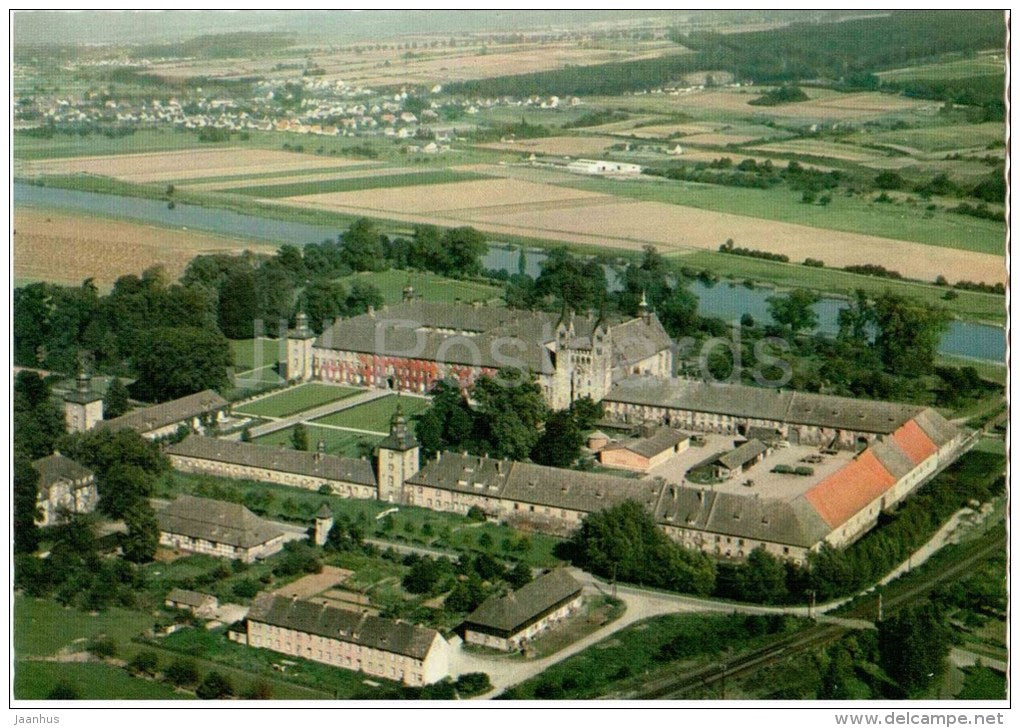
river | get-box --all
[14,183,1006,363]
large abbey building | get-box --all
[284,300,673,409]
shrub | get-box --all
[165,658,201,687]
[128,650,159,676]
[47,682,80,700]
[196,671,234,699]
[87,636,118,658]
[455,672,493,697]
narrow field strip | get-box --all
[226,169,490,198]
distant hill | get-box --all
[11,9,867,47]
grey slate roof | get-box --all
[32,453,93,497]
[407,452,664,513]
[654,484,831,548]
[156,495,284,549]
[166,588,215,608]
[870,438,917,480]
[602,426,687,458]
[312,302,670,377]
[606,377,923,434]
[97,389,227,435]
[464,569,582,635]
[166,435,377,487]
[716,439,768,470]
[911,408,960,447]
[247,593,440,660]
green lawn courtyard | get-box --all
[235,383,362,418]
[311,393,430,433]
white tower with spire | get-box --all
[376,402,420,503]
[285,310,316,382]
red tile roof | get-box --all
[889,419,939,466]
[805,450,896,528]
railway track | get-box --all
[628,526,1005,699]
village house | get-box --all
[156,494,286,563]
[244,593,450,686]
[165,588,218,617]
[31,452,99,526]
[461,569,583,651]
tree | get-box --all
[533,247,607,313]
[473,371,548,461]
[878,603,952,694]
[567,500,715,596]
[506,561,532,589]
[768,289,820,334]
[656,285,699,338]
[291,423,309,451]
[304,280,348,334]
[47,682,81,700]
[132,326,231,402]
[121,502,159,563]
[872,292,949,378]
[128,650,159,676]
[242,680,274,700]
[445,574,488,613]
[738,547,788,604]
[442,227,486,277]
[325,513,365,553]
[569,396,604,431]
[196,671,235,699]
[531,410,583,468]
[402,556,454,595]
[346,280,385,314]
[455,672,492,698]
[165,658,201,687]
[14,456,40,554]
[217,267,259,339]
[340,218,386,272]
[103,377,131,419]
[14,371,66,460]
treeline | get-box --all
[748,85,809,106]
[645,158,843,195]
[447,11,1002,97]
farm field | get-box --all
[591,88,936,123]
[457,195,1004,284]
[21,147,359,184]
[12,128,231,161]
[847,121,1006,154]
[290,177,607,215]
[559,176,1005,255]
[750,138,911,166]
[235,383,362,418]
[476,135,617,157]
[174,163,384,189]
[13,207,278,288]
[226,169,489,198]
[311,394,430,434]
[253,424,382,456]
[336,269,503,305]
[876,53,1005,82]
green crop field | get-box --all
[235,383,362,418]
[173,163,380,187]
[876,55,1005,83]
[231,337,283,371]
[253,424,381,458]
[559,176,1005,255]
[224,169,490,198]
[14,660,187,700]
[336,269,503,305]
[13,128,231,160]
[851,122,1005,153]
[311,394,430,433]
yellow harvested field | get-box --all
[461,199,1002,284]
[289,178,607,214]
[476,135,616,157]
[23,148,365,183]
[183,165,416,192]
[679,132,763,146]
[13,208,276,288]
[753,139,901,164]
[622,123,722,139]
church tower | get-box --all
[375,403,420,503]
[285,311,316,382]
[64,364,104,433]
